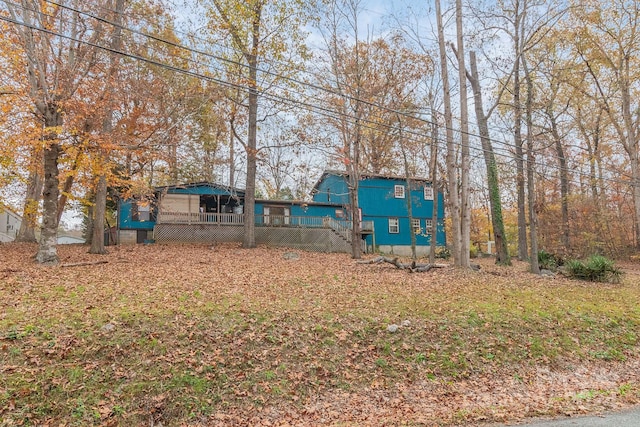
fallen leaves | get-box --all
[0,242,639,426]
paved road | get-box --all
[498,406,640,427]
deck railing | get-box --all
[157,211,373,237]
[157,211,244,224]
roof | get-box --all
[0,203,21,219]
[256,198,342,208]
[311,169,432,193]
[154,181,245,196]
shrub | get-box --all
[538,250,558,271]
[435,247,451,259]
[538,250,565,271]
[470,245,479,259]
[565,255,623,283]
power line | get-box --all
[36,0,559,173]
[34,0,561,169]
[0,3,636,192]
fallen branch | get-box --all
[60,260,109,268]
[357,256,447,272]
[356,256,385,265]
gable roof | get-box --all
[154,181,245,196]
[0,203,21,219]
[311,169,432,193]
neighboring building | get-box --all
[57,234,86,245]
[116,171,445,255]
[0,204,21,243]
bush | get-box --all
[470,245,479,259]
[538,250,564,271]
[435,247,451,259]
[565,255,623,283]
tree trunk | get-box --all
[619,58,640,251]
[36,110,62,265]
[90,170,108,254]
[85,194,94,246]
[435,0,460,265]
[468,51,510,265]
[349,176,362,258]
[513,1,528,260]
[548,106,569,249]
[56,151,82,225]
[395,113,417,261]
[428,98,439,264]
[242,8,262,249]
[243,72,258,249]
[348,105,362,259]
[523,59,539,274]
[456,0,471,268]
[514,101,528,258]
[89,0,125,255]
[15,163,42,243]
[229,107,236,187]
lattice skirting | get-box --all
[154,224,350,253]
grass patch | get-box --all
[1,244,640,425]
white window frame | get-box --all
[424,186,434,200]
[411,218,421,234]
[388,218,399,234]
[135,201,151,222]
[425,219,433,234]
[394,185,405,199]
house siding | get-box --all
[118,200,155,231]
[116,173,445,253]
[0,206,22,242]
[313,174,445,249]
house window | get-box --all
[132,201,150,221]
[394,185,405,199]
[388,218,399,234]
[264,206,290,225]
[425,219,433,234]
[411,218,421,234]
[424,186,434,200]
[335,209,345,219]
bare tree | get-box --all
[467,51,511,265]
[435,0,461,265]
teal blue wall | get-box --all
[118,200,155,230]
[255,202,340,218]
[312,174,350,205]
[313,174,446,247]
[118,176,446,248]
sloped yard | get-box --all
[1,243,639,426]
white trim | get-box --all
[394,185,405,199]
[425,219,433,234]
[424,186,434,200]
[388,217,399,234]
[411,218,421,234]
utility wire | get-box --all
[36,0,567,173]
[0,4,635,190]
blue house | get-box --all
[116,171,445,255]
[311,170,445,256]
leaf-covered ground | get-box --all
[1,243,639,426]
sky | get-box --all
[5,0,443,230]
